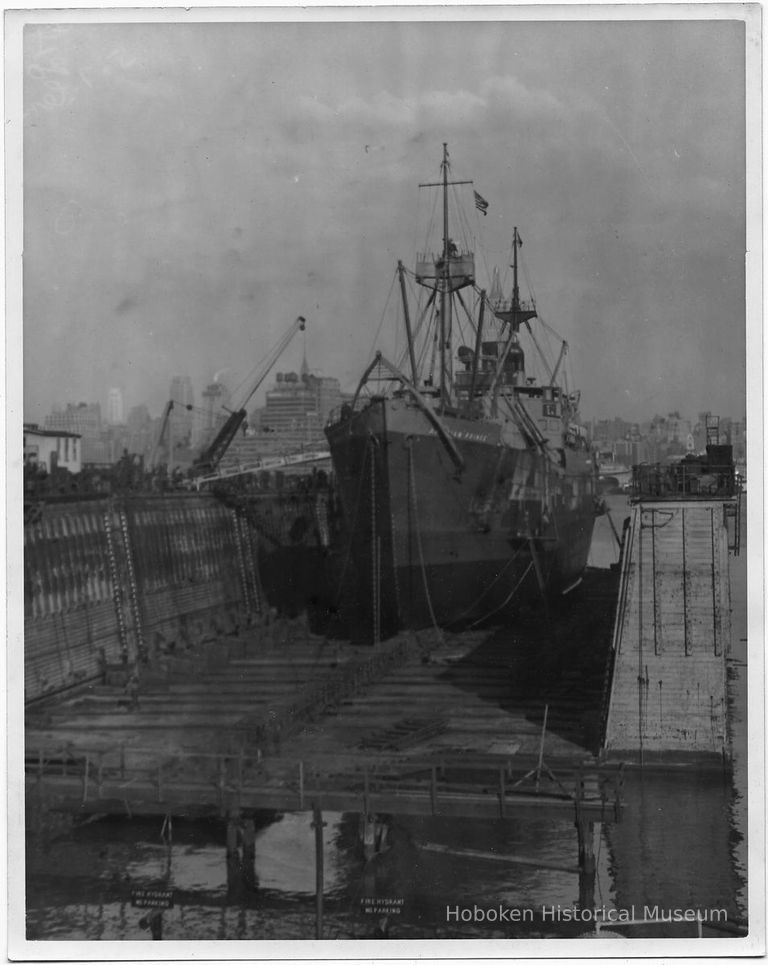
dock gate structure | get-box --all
[602,431,742,761]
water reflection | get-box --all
[26,765,746,941]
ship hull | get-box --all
[326,397,596,640]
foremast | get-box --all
[414,143,475,408]
[398,146,576,439]
[492,227,537,332]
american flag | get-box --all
[473,190,489,215]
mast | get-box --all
[512,226,521,313]
[493,227,537,332]
[467,289,486,410]
[440,143,450,405]
[415,144,473,405]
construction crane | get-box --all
[148,399,195,471]
[191,315,307,476]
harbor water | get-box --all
[24,493,749,941]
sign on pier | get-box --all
[130,888,174,909]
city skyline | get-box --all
[16,12,754,429]
[31,375,746,439]
[29,366,747,434]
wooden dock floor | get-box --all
[26,571,623,822]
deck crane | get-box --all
[191,315,307,476]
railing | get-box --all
[726,492,742,556]
[26,740,623,820]
[491,296,536,316]
[415,253,475,283]
[630,462,738,501]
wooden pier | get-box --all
[602,493,739,760]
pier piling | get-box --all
[312,803,325,939]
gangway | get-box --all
[192,449,330,489]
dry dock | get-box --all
[26,578,623,822]
[26,568,626,916]
[24,455,746,935]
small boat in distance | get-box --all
[326,145,598,641]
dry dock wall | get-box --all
[24,495,261,703]
[603,500,732,758]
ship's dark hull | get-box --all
[326,397,596,641]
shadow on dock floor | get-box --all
[25,570,624,822]
[441,566,620,755]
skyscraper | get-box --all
[258,366,341,448]
[221,355,341,467]
[45,402,106,463]
[199,379,231,448]
[107,387,125,425]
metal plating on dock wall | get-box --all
[24,495,260,702]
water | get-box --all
[24,491,749,942]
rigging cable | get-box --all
[445,540,527,627]
[468,562,534,629]
[366,269,398,363]
[473,209,495,300]
[520,244,538,306]
[449,181,470,250]
[418,173,441,265]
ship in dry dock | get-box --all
[326,145,598,639]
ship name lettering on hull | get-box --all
[425,427,492,444]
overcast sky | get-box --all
[22,14,747,425]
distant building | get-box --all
[593,417,633,445]
[720,416,746,461]
[45,402,107,463]
[222,359,341,467]
[24,424,82,474]
[107,387,125,425]
[126,404,153,456]
[199,380,231,449]
[260,363,341,448]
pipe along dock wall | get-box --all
[603,499,734,759]
[24,495,261,703]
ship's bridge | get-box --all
[453,341,576,448]
[415,246,474,292]
[453,339,526,397]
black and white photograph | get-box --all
[6,3,764,957]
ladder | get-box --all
[725,493,741,556]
